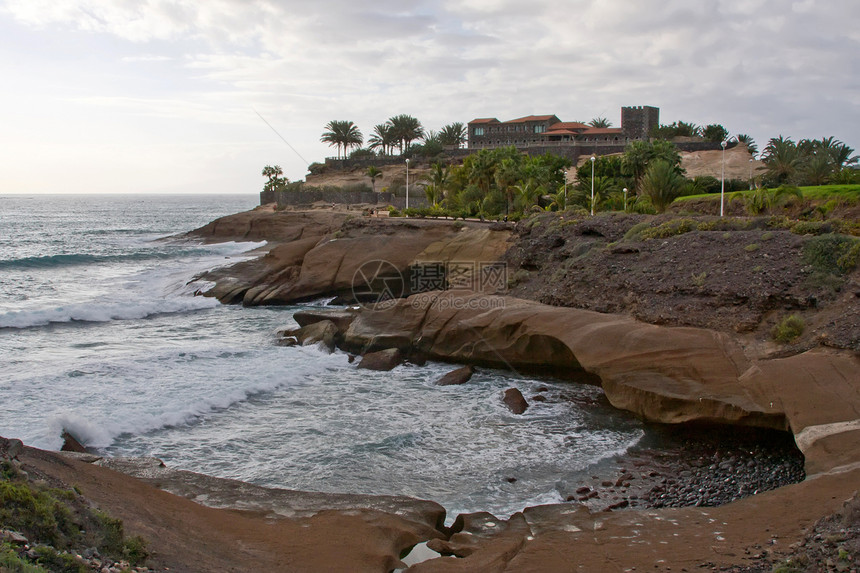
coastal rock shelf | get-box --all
[302,290,859,471]
[63,206,852,571]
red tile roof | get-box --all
[505,115,559,124]
[544,129,582,136]
[549,122,590,131]
[582,128,623,135]
[469,118,500,124]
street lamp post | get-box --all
[749,157,754,190]
[720,140,727,217]
[590,156,596,216]
[405,158,410,211]
[563,170,568,208]
[623,187,628,212]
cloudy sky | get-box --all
[1,0,857,194]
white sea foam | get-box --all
[0,297,220,329]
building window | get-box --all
[474,127,484,136]
[534,125,546,134]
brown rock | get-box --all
[293,320,338,352]
[61,430,88,453]
[294,309,357,333]
[357,348,403,371]
[6,438,23,460]
[435,366,475,386]
[503,388,529,415]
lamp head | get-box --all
[590,156,596,162]
[721,140,728,149]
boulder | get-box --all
[435,365,475,386]
[357,348,403,371]
[6,438,23,459]
[293,310,357,333]
[294,320,338,352]
[503,388,529,414]
[0,529,28,545]
[61,430,88,453]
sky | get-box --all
[0,0,857,195]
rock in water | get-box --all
[503,388,529,414]
[357,348,403,371]
[61,430,88,453]
[294,320,338,352]
[435,365,475,386]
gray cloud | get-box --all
[1,0,858,189]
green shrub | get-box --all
[622,222,650,242]
[837,240,860,272]
[31,547,86,573]
[791,220,832,235]
[640,218,698,240]
[745,243,761,252]
[772,315,805,343]
[0,543,48,573]
[0,481,78,548]
[767,215,793,230]
[307,162,326,175]
[803,234,860,274]
[122,535,149,565]
[691,272,707,287]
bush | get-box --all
[791,220,832,235]
[0,542,47,573]
[772,315,805,343]
[0,481,77,548]
[31,546,86,573]
[348,148,375,159]
[307,162,326,175]
[622,221,652,242]
[803,234,860,274]
[640,218,698,240]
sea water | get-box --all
[0,194,644,518]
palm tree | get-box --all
[736,134,758,156]
[817,138,858,168]
[513,180,541,212]
[320,120,363,159]
[388,114,424,154]
[342,122,363,157]
[439,123,467,148]
[622,140,653,190]
[464,150,495,198]
[422,163,450,206]
[368,124,395,156]
[589,117,612,128]
[261,165,286,193]
[366,166,383,192]
[761,136,802,185]
[639,160,686,213]
[422,130,440,145]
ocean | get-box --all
[0,194,644,519]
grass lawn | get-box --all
[676,184,860,203]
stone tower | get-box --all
[621,106,659,140]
